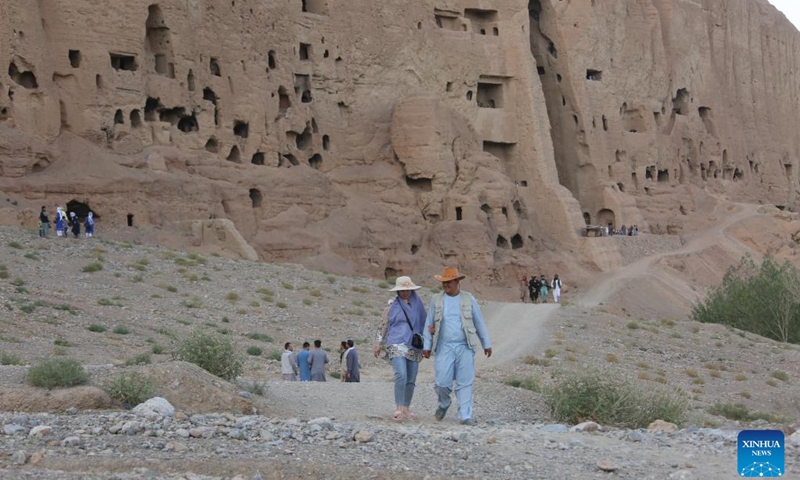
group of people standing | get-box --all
[374,268,492,425]
[38,205,95,239]
[280,339,360,382]
[520,274,562,304]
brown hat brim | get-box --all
[434,274,465,282]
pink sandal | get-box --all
[403,410,417,420]
[392,410,404,421]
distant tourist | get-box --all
[529,275,540,304]
[375,276,426,421]
[551,274,562,303]
[620,225,627,236]
[344,339,360,383]
[55,207,66,237]
[338,340,349,382]
[38,206,50,238]
[296,342,311,381]
[308,339,329,382]
[423,267,492,426]
[85,212,95,238]
[281,342,298,381]
[539,275,549,303]
[519,276,528,303]
[70,212,80,238]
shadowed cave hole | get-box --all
[405,176,432,192]
[114,109,124,125]
[8,62,38,89]
[109,53,137,71]
[68,50,81,68]
[308,154,322,169]
[206,138,220,153]
[130,109,142,128]
[249,189,262,208]
[251,152,265,165]
[234,121,249,138]
[227,146,241,163]
[511,234,523,250]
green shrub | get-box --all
[151,344,165,355]
[276,301,287,309]
[327,276,336,284]
[8,241,23,249]
[0,351,22,365]
[330,372,341,379]
[692,255,800,343]
[246,346,263,356]
[87,324,107,333]
[53,338,70,347]
[226,292,239,302]
[82,262,103,273]
[267,350,282,361]
[239,380,266,396]
[105,372,156,406]
[113,326,130,335]
[125,353,152,366]
[171,329,243,381]
[771,370,789,382]
[708,402,787,423]
[504,376,541,392]
[247,333,274,343]
[544,369,687,428]
[27,358,88,389]
[302,298,312,306]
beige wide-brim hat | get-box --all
[389,276,422,292]
[434,267,466,282]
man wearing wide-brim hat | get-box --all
[422,267,492,426]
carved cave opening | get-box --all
[205,137,219,153]
[406,176,432,192]
[299,43,311,61]
[233,120,249,138]
[673,88,689,115]
[464,8,498,35]
[130,109,142,127]
[251,151,265,165]
[144,97,160,121]
[586,69,602,81]
[511,234,523,250]
[477,81,503,108]
[455,207,463,221]
[496,235,509,249]
[114,109,124,125]
[227,146,241,162]
[8,62,38,88]
[210,57,221,76]
[68,50,81,68]
[301,0,327,14]
[268,51,276,70]
[322,134,330,150]
[145,4,175,78]
[249,188,262,208]
[309,154,322,169]
[110,53,137,71]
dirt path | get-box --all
[578,202,762,307]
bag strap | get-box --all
[398,299,416,334]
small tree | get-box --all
[692,255,800,343]
[171,329,244,381]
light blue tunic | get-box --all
[423,292,491,421]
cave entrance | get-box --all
[66,200,95,220]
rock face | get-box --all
[0,0,797,280]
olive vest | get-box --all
[430,291,479,353]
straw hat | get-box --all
[434,267,466,282]
[389,276,422,291]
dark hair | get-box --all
[314,339,321,348]
[340,340,347,349]
[347,339,354,348]
[284,342,291,350]
[302,341,310,348]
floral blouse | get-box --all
[376,299,423,362]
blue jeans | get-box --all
[391,356,419,407]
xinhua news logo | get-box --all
[738,430,784,477]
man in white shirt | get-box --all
[281,342,298,381]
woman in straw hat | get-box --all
[374,276,427,421]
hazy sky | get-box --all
[770,0,800,30]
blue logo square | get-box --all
[738,430,784,477]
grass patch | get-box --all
[302,298,313,306]
[171,329,244,381]
[0,351,22,365]
[267,350,282,361]
[246,346,263,356]
[8,241,23,249]
[151,344,165,355]
[326,276,336,284]
[53,338,71,347]
[239,380,266,396]
[281,282,294,290]
[771,370,789,382]
[685,368,698,378]
[504,376,541,392]
[708,402,787,423]
[181,297,203,309]
[605,354,619,364]
[247,333,275,343]
[626,322,639,330]
[87,324,107,333]
[226,292,239,302]
[544,369,687,428]
[735,373,747,381]
[112,326,130,335]
[105,372,156,407]
[82,262,103,273]
[766,379,778,387]
[125,353,152,366]
[256,288,274,296]
[27,358,88,389]
[276,301,287,309]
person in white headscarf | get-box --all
[85,212,95,238]
[55,207,65,237]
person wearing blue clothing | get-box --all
[296,341,312,381]
[423,267,492,426]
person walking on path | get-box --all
[55,207,66,237]
[551,275,562,303]
[297,342,311,381]
[70,211,80,238]
[308,339,329,382]
[539,275,549,303]
[344,339,360,383]
[85,212,95,238]
[281,342,299,381]
[529,276,540,304]
[374,276,427,421]
[423,267,492,426]
[39,206,51,238]
[519,276,528,303]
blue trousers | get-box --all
[391,356,419,407]
[433,343,476,421]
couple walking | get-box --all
[374,268,492,425]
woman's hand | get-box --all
[373,346,381,358]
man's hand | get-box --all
[428,325,435,334]
[373,346,381,358]
[422,350,431,359]
[484,348,492,358]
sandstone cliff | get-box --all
[0,0,797,284]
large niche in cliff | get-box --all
[464,8,499,35]
[145,5,175,78]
